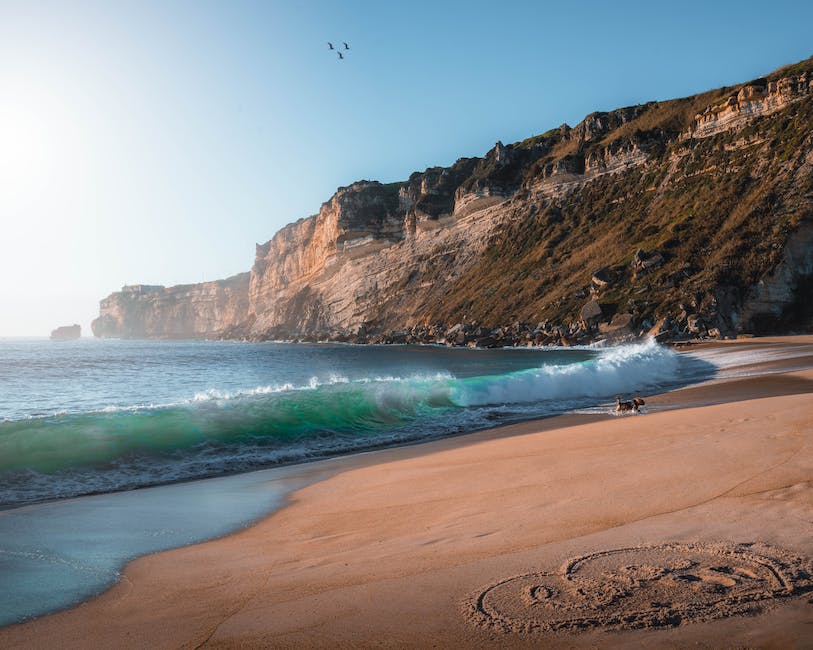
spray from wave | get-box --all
[0,340,685,507]
[450,339,678,406]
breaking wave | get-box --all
[0,340,684,507]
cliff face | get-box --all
[94,56,813,343]
[687,71,812,139]
[247,181,406,335]
[91,274,250,339]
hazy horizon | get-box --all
[2,0,812,336]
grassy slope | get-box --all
[368,58,813,333]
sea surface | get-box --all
[0,337,713,626]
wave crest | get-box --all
[0,340,683,506]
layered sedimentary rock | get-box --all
[94,57,813,342]
[92,274,249,339]
[687,70,813,138]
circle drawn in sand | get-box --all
[466,542,813,634]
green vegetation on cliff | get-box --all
[95,56,813,344]
[362,59,813,340]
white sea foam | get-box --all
[37,343,679,417]
[188,372,453,403]
[450,339,679,407]
[683,343,813,378]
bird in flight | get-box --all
[327,42,334,50]
[338,51,344,60]
[343,42,350,50]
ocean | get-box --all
[0,337,711,626]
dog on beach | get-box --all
[615,395,645,414]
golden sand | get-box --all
[3,338,812,648]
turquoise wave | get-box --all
[0,376,456,475]
[0,340,686,506]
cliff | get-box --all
[94,56,813,344]
[91,274,250,339]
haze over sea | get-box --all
[0,337,714,625]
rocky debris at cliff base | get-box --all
[633,248,665,279]
[580,300,604,327]
[293,311,734,349]
[591,267,613,289]
[598,313,636,342]
[227,289,742,347]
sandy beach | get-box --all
[2,337,812,648]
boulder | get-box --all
[648,317,676,341]
[389,331,408,344]
[633,248,664,276]
[599,313,635,339]
[447,323,463,337]
[687,315,705,334]
[580,300,603,326]
[642,251,664,270]
[591,267,612,288]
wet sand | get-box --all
[2,337,812,648]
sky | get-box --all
[1,0,812,336]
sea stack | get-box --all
[50,324,81,340]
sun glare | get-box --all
[0,78,83,216]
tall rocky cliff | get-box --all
[92,274,249,339]
[94,57,813,344]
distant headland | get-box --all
[50,324,81,341]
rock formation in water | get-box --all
[50,324,81,340]
[93,56,813,344]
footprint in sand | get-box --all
[465,542,813,634]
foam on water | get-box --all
[4,337,811,628]
[451,339,678,406]
[681,342,813,378]
[0,340,695,508]
[0,338,716,627]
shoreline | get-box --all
[2,336,812,647]
[0,338,688,510]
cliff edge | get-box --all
[93,56,813,345]
[92,274,250,339]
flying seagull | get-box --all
[338,51,344,60]
[343,42,350,50]
[327,42,334,50]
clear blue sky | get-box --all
[1,0,811,335]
